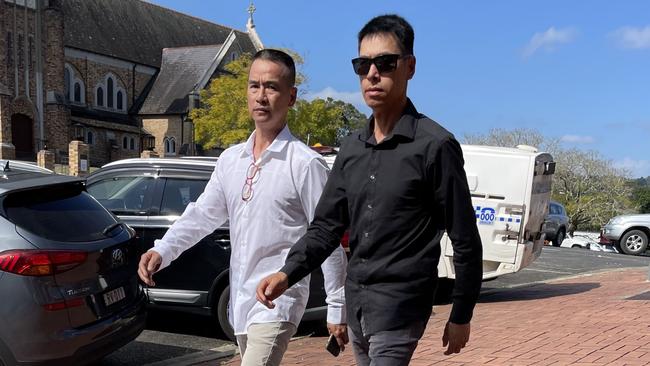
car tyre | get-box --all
[216,285,235,341]
[619,230,648,256]
[552,230,565,247]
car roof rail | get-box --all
[0,160,9,171]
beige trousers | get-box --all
[236,322,297,366]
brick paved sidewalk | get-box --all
[219,268,650,365]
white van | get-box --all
[438,145,554,280]
[315,144,555,281]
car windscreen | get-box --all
[2,183,118,242]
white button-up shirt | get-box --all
[152,125,347,335]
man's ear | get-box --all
[407,56,416,80]
[289,87,297,107]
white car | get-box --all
[560,232,618,253]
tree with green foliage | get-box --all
[630,178,650,213]
[190,54,253,149]
[190,53,365,149]
[552,148,631,232]
[463,128,632,232]
[287,98,366,146]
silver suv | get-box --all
[601,214,650,255]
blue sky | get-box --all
[151,1,650,178]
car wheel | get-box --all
[216,285,235,341]
[552,230,565,247]
[619,230,648,255]
[571,244,582,249]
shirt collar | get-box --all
[359,98,419,144]
[241,124,292,160]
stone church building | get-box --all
[0,0,262,166]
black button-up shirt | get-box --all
[281,99,483,333]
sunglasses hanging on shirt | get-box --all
[241,161,261,202]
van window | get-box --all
[159,178,208,216]
[87,176,154,215]
[3,184,117,242]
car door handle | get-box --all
[213,238,230,249]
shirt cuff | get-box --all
[326,305,347,324]
[279,262,304,287]
[152,240,172,271]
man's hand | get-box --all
[138,250,162,286]
[256,272,289,308]
[442,321,470,355]
[327,323,349,352]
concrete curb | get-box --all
[143,348,237,366]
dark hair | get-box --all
[252,49,296,86]
[358,14,414,55]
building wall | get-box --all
[64,52,156,112]
[143,115,184,157]
[0,0,246,165]
[0,0,40,155]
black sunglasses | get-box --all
[351,54,410,76]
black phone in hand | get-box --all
[326,334,341,357]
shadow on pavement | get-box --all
[146,309,227,339]
[92,341,198,365]
[479,282,600,303]
[146,308,329,340]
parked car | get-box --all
[85,157,339,341]
[600,214,650,255]
[543,201,570,246]
[560,232,618,253]
[0,161,146,366]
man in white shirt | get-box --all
[138,49,348,366]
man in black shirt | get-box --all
[257,14,483,365]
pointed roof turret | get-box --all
[246,2,264,51]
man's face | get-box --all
[247,59,297,130]
[358,33,415,112]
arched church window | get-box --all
[97,87,104,107]
[74,82,81,102]
[64,68,71,101]
[117,90,124,110]
[107,77,114,108]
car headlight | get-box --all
[608,216,623,225]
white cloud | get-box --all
[611,26,650,49]
[304,87,369,114]
[522,27,578,58]
[560,135,595,144]
[614,158,650,178]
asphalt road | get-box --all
[95,246,650,366]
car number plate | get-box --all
[103,286,126,307]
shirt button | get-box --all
[364,232,369,238]
[367,204,373,209]
[360,284,366,289]
[369,174,375,180]
[361,258,367,263]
